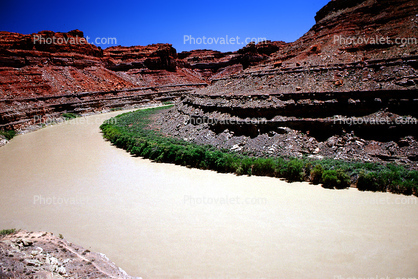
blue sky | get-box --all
[0,0,330,52]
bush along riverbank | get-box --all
[100,106,418,196]
[0,129,16,140]
[0,129,16,147]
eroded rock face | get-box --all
[0,31,208,129]
[155,99,418,165]
[0,31,209,100]
[269,0,418,69]
[176,41,287,80]
[154,0,418,166]
[0,29,287,129]
[0,230,135,279]
[104,44,178,72]
[1,0,417,163]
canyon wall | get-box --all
[156,0,418,165]
[0,29,283,128]
[1,0,417,165]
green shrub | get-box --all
[62,112,79,119]
[252,158,275,176]
[322,170,338,189]
[357,170,386,192]
[310,164,324,184]
[241,157,253,176]
[322,169,350,189]
[0,228,16,235]
[0,130,16,140]
[357,170,376,191]
[274,158,286,177]
[214,153,232,173]
[335,169,351,189]
[285,160,304,181]
[223,154,240,173]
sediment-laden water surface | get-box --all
[0,110,417,279]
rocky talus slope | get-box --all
[155,0,418,166]
[0,230,136,279]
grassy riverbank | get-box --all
[100,106,418,196]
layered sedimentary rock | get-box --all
[0,30,211,129]
[177,40,286,80]
[1,0,417,164]
[0,29,285,129]
[156,0,418,165]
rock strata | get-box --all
[1,0,417,166]
[0,30,285,130]
[154,0,418,167]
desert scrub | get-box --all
[0,129,16,140]
[322,169,351,189]
[357,164,418,195]
[310,164,324,184]
[0,228,16,235]
[110,107,124,111]
[62,112,79,120]
[101,106,418,196]
[280,160,305,181]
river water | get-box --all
[0,110,417,279]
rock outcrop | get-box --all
[0,30,287,129]
[177,40,287,80]
[0,30,206,129]
[0,230,136,279]
[155,0,418,166]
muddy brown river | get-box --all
[0,110,417,279]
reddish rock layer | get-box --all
[0,31,289,101]
[155,0,418,166]
[0,29,289,128]
[267,0,418,69]
[0,0,417,135]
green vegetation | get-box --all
[110,107,124,111]
[322,169,351,189]
[0,228,16,235]
[0,129,17,140]
[62,112,79,120]
[310,164,324,184]
[100,106,418,196]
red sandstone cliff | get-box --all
[0,28,287,128]
[267,0,418,69]
[0,0,417,130]
[156,0,418,166]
